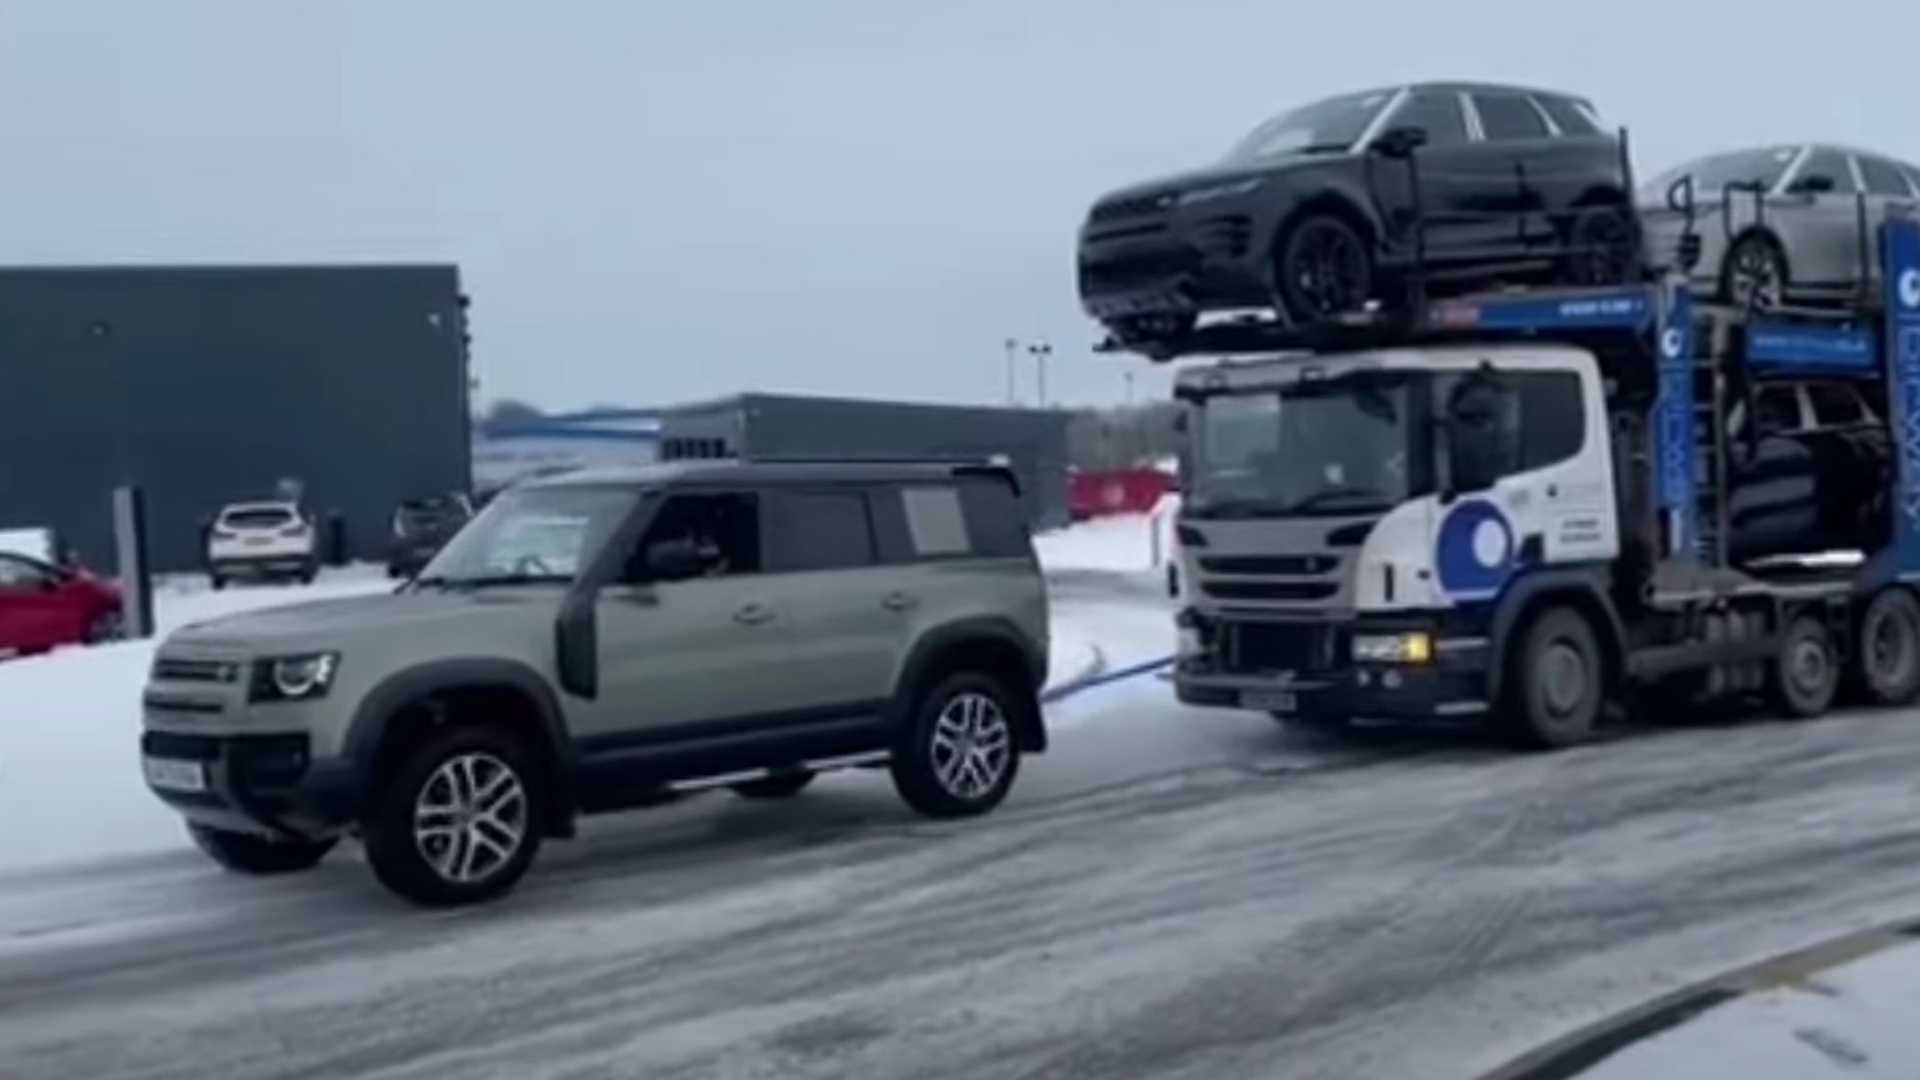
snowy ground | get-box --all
[1580,940,1920,1078]
[16,515,1920,1078]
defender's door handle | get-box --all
[733,603,775,626]
[882,591,917,612]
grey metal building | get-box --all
[658,393,1070,529]
[0,265,471,571]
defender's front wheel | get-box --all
[363,726,543,907]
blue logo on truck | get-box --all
[1654,284,1698,558]
[1436,499,1514,599]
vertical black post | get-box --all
[112,485,154,639]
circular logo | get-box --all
[1661,327,1684,358]
[1435,499,1515,597]
[1900,268,1920,310]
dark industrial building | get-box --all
[659,393,1071,529]
[0,265,470,571]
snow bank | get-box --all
[0,568,393,874]
[1580,941,1920,1078]
[1035,513,1165,574]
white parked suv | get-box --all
[206,501,319,588]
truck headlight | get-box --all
[252,652,339,701]
[1351,632,1432,664]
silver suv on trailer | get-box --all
[140,461,1050,905]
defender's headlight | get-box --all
[1351,632,1432,664]
[252,652,339,701]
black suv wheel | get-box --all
[891,670,1023,819]
[188,823,336,875]
[363,725,543,907]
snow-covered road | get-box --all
[6,523,1920,1078]
[6,571,1920,1077]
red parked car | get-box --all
[0,552,122,658]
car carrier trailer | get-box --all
[1158,211,1920,746]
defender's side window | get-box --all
[871,484,973,562]
[627,493,760,582]
[762,490,876,573]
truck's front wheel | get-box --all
[1502,607,1603,748]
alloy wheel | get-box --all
[930,692,1012,800]
[413,752,528,884]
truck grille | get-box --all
[1203,580,1340,602]
[1223,622,1340,674]
[1199,555,1338,576]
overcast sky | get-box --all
[1,1,1913,412]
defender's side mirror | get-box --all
[1370,126,1428,160]
[643,538,707,582]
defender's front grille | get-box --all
[1223,623,1341,674]
[152,658,241,684]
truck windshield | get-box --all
[1187,376,1420,517]
[414,484,640,586]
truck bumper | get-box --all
[1173,622,1495,722]
[140,731,359,841]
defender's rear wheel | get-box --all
[891,671,1022,819]
[363,726,543,907]
[188,823,336,875]
[1274,214,1373,322]
[1770,615,1839,718]
[1857,588,1920,705]
[1502,607,1604,748]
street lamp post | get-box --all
[1027,341,1053,407]
[1002,338,1018,405]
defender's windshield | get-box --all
[414,484,640,586]
[1224,89,1395,163]
[1187,375,1422,517]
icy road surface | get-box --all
[5,573,1920,1079]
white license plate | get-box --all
[244,536,272,547]
[143,757,208,793]
[1242,691,1297,713]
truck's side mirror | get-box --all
[1369,125,1428,160]
[1446,379,1511,495]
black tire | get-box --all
[1721,232,1787,310]
[1502,607,1605,748]
[1857,588,1920,705]
[890,670,1024,819]
[188,823,336,875]
[1107,312,1197,360]
[729,771,816,800]
[1564,205,1638,286]
[362,725,544,907]
[1770,614,1840,718]
[299,568,317,585]
[1274,213,1374,323]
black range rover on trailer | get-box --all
[1077,81,1636,353]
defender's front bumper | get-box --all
[141,731,359,840]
